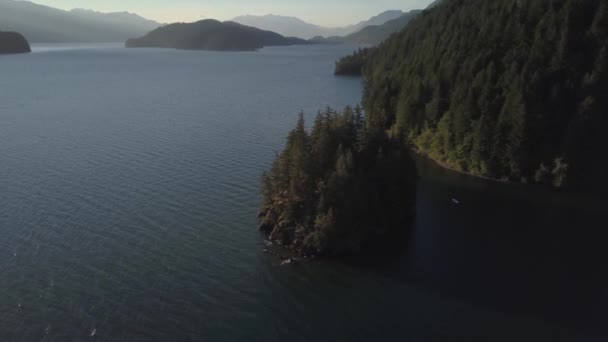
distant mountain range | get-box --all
[314,1,442,46]
[126,19,309,51]
[337,10,423,45]
[231,10,405,39]
[0,0,437,46]
[0,0,161,43]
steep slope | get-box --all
[0,31,31,54]
[126,20,309,51]
[0,0,161,43]
[362,0,608,194]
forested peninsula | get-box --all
[261,0,608,258]
[338,0,608,194]
[259,107,416,257]
[334,48,372,76]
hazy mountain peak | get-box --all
[362,10,404,25]
[233,14,313,25]
[71,8,139,16]
[231,14,324,39]
[70,8,163,25]
[231,11,407,39]
[338,9,422,46]
[0,0,161,42]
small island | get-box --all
[126,19,310,51]
[0,31,31,54]
[259,107,417,258]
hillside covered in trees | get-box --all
[259,107,416,257]
[126,19,308,51]
[358,0,608,194]
[334,48,373,76]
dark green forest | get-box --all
[334,48,373,76]
[261,0,608,257]
[357,0,608,194]
[259,107,416,257]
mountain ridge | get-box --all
[340,10,423,45]
[0,0,161,42]
[231,10,405,39]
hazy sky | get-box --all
[28,0,435,26]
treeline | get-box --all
[357,0,608,194]
[259,107,416,257]
[334,48,374,76]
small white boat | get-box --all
[451,198,460,205]
[280,258,299,266]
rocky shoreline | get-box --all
[258,192,313,262]
[261,240,305,266]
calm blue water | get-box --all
[0,45,606,341]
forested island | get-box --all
[0,31,31,54]
[336,0,608,195]
[259,107,416,257]
[126,19,309,51]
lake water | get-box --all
[1,45,606,341]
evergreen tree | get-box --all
[337,0,608,193]
[259,108,417,257]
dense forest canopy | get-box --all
[334,48,373,76]
[359,0,608,194]
[259,107,417,257]
[262,0,608,258]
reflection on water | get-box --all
[410,155,608,332]
[30,43,123,53]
